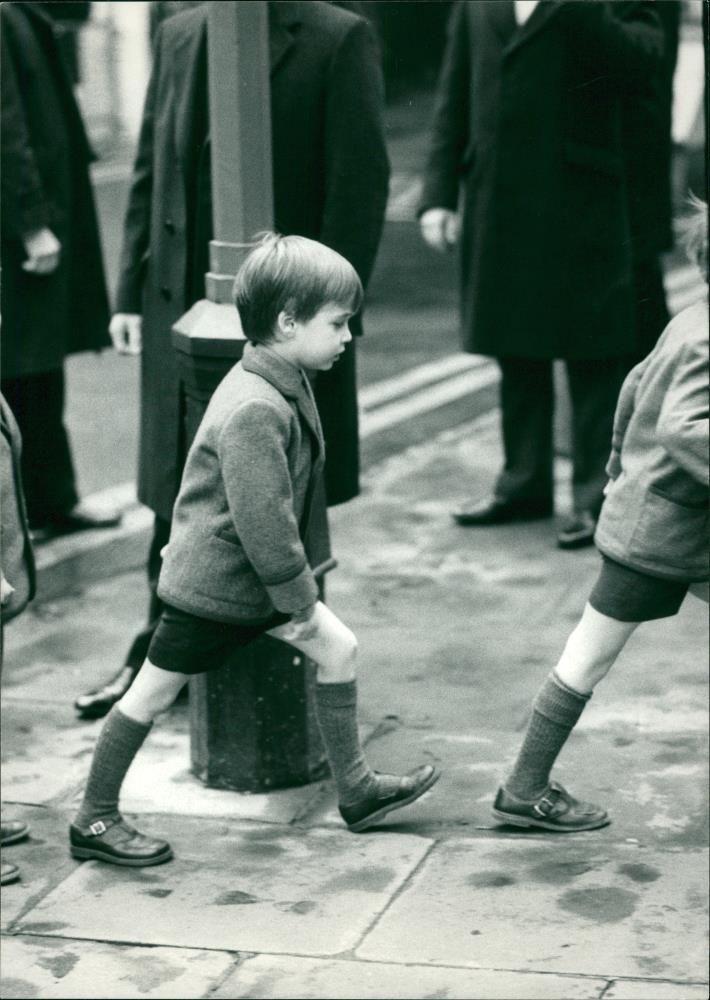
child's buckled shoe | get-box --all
[492,781,609,832]
[70,815,173,866]
[340,764,440,832]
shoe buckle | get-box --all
[89,820,107,836]
[533,795,556,817]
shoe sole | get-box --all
[491,807,610,833]
[347,768,441,833]
[1,829,29,846]
[557,536,595,550]
[70,845,174,867]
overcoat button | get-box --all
[159,287,172,302]
[164,219,175,234]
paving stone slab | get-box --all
[213,953,606,999]
[0,934,235,999]
[1,704,97,805]
[603,979,710,1000]
[16,826,432,955]
[357,838,708,981]
[0,805,78,931]
[303,723,708,849]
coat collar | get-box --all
[241,343,324,454]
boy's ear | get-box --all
[275,310,296,341]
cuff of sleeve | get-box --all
[265,565,318,614]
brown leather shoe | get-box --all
[340,765,440,832]
[492,781,609,832]
[70,816,173,867]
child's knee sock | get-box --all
[504,671,590,800]
[74,706,152,828]
[315,680,398,806]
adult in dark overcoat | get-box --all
[0,1,116,537]
[419,0,664,549]
[622,0,680,370]
[76,0,389,718]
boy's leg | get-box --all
[268,603,439,831]
[493,603,638,832]
[70,662,187,866]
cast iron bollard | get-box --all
[172,310,332,791]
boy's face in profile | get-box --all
[283,302,354,371]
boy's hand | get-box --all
[420,208,459,252]
[21,226,61,274]
[109,313,143,355]
[278,603,318,641]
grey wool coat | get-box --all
[158,343,323,624]
[419,0,664,361]
[595,298,709,582]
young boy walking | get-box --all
[70,235,439,866]
[492,199,709,833]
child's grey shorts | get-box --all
[589,555,691,622]
[148,603,291,674]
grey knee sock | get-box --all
[505,671,590,800]
[74,707,152,829]
[315,681,383,807]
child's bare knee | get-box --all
[318,631,358,682]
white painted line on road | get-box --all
[360,353,489,411]
[360,365,498,439]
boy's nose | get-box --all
[343,325,353,343]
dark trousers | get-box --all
[1,370,78,526]
[123,515,171,668]
[494,357,625,517]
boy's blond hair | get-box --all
[680,193,708,281]
[234,233,363,344]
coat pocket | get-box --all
[628,489,708,575]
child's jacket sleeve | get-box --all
[217,399,318,614]
[656,335,709,487]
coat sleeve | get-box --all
[419,0,471,214]
[319,16,390,290]
[562,1,664,87]
[113,26,164,314]
[656,336,710,488]
[0,15,52,242]
[217,400,319,614]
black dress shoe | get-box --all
[74,665,139,720]
[70,816,173,867]
[340,764,440,832]
[32,505,122,543]
[453,497,553,526]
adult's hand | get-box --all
[109,313,142,355]
[21,227,61,274]
[419,208,460,252]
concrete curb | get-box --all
[34,489,152,602]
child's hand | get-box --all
[284,603,319,641]
[109,313,143,355]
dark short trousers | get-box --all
[588,556,690,622]
[147,603,291,674]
